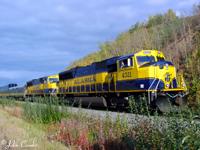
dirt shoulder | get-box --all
[0,108,67,150]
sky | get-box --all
[0,0,199,86]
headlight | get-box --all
[165,63,169,70]
[140,84,144,89]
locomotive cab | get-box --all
[135,50,186,91]
[116,50,187,111]
[44,75,59,94]
[25,74,59,97]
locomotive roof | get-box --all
[105,56,120,66]
[60,54,130,75]
[118,53,134,61]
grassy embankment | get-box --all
[0,97,200,149]
[0,98,66,150]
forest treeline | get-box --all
[69,5,200,104]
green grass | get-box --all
[0,97,200,149]
[22,97,69,124]
[0,97,17,107]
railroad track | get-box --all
[1,97,199,131]
[12,99,179,130]
[66,106,167,127]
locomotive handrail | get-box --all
[155,79,161,98]
[147,75,162,104]
[155,79,161,91]
[177,73,187,90]
[147,78,157,104]
[148,78,157,91]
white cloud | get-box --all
[177,0,200,7]
[106,5,136,19]
[0,70,45,80]
[175,10,181,17]
[147,0,168,5]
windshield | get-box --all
[157,56,165,61]
[137,56,155,66]
[49,78,59,83]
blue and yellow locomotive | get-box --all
[25,74,59,97]
[58,50,187,111]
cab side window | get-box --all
[120,58,133,68]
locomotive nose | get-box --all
[153,60,176,89]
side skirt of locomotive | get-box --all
[57,90,187,113]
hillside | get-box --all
[69,6,200,104]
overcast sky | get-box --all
[0,0,199,86]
